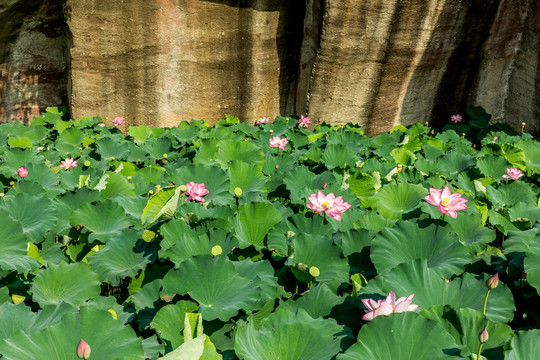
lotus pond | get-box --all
[0,107,539,359]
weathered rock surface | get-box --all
[1,0,539,136]
[66,0,305,127]
[0,0,70,124]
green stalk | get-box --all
[482,289,490,315]
[477,343,484,360]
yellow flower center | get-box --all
[441,198,450,207]
[320,201,331,211]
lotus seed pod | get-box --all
[107,309,118,320]
[76,339,91,359]
[309,266,321,277]
[84,160,91,167]
[211,245,223,256]
[148,190,154,195]
[234,187,243,196]
[142,230,156,242]
[12,294,25,304]
[179,184,188,192]
[163,153,168,158]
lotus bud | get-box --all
[486,273,499,290]
[479,328,489,344]
[17,167,28,178]
[76,339,91,359]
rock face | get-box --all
[66,0,306,127]
[0,0,71,123]
[1,0,539,136]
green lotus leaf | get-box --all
[326,131,368,152]
[0,148,36,178]
[150,300,198,350]
[112,194,148,221]
[508,202,540,224]
[128,125,156,145]
[322,144,358,169]
[70,200,131,241]
[446,208,496,245]
[140,137,172,159]
[439,152,476,178]
[340,229,375,257]
[235,308,346,360]
[0,303,38,341]
[159,219,211,266]
[11,122,49,143]
[52,188,103,234]
[1,192,58,242]
[58,127,85,146]
[420,306,512,358]
[160,335,222,360]
[337,312,461,360]
[515,139,540,173]
[0,209,41,272]
[371,220,471,277]
[476,155,511,179]
[501,144,526,170]
[21,161,61,191]
[521,238,540,295]
[168,164,232,206]
[0,306,144,360]
[504,329,540,360]
[486,181,536,207]
[361,260,515,324]
[348,171,376,206]
[8,135,33,149]
[354,210,396,233]
[370,132,400,149]
[132,166,167,193]
[101,171,136,199]
[233,259,281,309]
[161,255,260,321]
[390,146,417,165]
[286,213,334,237]
[215,139,265,169]
[370,182,427,220]
[288,233,349,292]
[130,279,163,312]
[31,262,101,307]
[278,283,345,319]
[141,186,182,227]
[96,135,131,159]
[422,143,445,161]
[234,201,282,249]
[87,229,156,285]
[228,160,268,195]
[283,166,334,204]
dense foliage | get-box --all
[0,107,539,359]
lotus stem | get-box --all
[482,289,490,315]
[477,343,484,360]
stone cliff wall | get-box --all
[0,0,71,123]
[0,0,539,136]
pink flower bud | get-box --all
[479,328,489,344]
[17,167,28,178]
[486,273,499,290]
[77,339,91,359]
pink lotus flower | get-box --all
[298,114,311,128]
[361,291,419,321]
[185,182,209,202]
[306,190,351,221]
[255,117,269,125]
[17,167,28,178]
[76,339,91,359]
[424,186,468,218]
[450,114,463,123]
[60,158,78,170]
[269,136,289,150]
[112,116,125,127]
[98,123,106,127]
[502,167,523,180]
